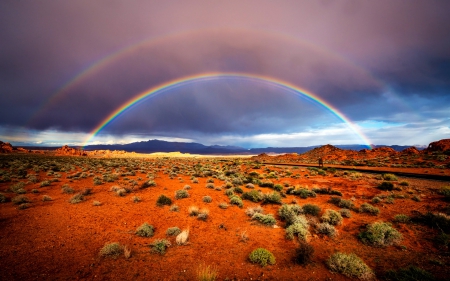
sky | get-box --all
[1,0,450,148]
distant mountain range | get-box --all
[34,139,426,155]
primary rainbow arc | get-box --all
[82,72,373,149]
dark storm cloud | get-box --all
[0,0,449,145]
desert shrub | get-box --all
[31,189,39,194]
[12,195,30,205]
[206,183,215,189]
[262,192,282,204]
[245,183,254,189]
[378,181,394,191]
[294,242,314,265]
[192,178,199,183]
[166,227,181,236]
[197,209,209,221]
[252,213,276,226]
[259,181,274,188]
[339,208,352,218]
[286,220,310,240]
[242,190,263,202]
[207,178,214,183]
[93,177,102,185]
[218,202,228,209]
[360,203,380,215]
[434,231,450,249]
[136,222,154,237]
[245,205,264,217]
[92,200,101,206]
[224,189,234,197]
[248,248,276,267]
[10,182,26,193]
[358,221,402,247]
[292,188,316,199]
[197,263,218,281]
[100,242,123,258]
[69,193,84,204]
[371,196,382,204]
[17,203,30,209]
[394,214,410,223]
[40,180,51,187]
[42,195,52,201]
[302,204,321,216]
[273,184,283,192]
[115,188,128,197]
[329,196,341,205]
[81,188,92,196]
[202,196,212,203]
[156,194,172,206]
[140,180,156,189]
[412,195,421,202]
[384,265,435,281]
[233,186,243,194]
[383,173,398,181]
[321,209,343,225]
[0,193,6,203]
[169,204,179,212]
[278,204,302,225]
[327,252,374,280]
[229,195,243,207]
[176,229,189,245]
[339,199,354,209]
[439,186,450,198]
[150,239,171,255]
[188,205,199,216]
[184,184,191,190]
[317,222,337,237]
[175,189,189,199]
[132,196,141,203]
[399,181,409,186]
[61,184,74,194]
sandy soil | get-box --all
[0,155,449,280]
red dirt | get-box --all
[0,155,449,280]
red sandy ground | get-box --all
[0,156,449,280]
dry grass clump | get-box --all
[135,222,154,237]
[327,252,374,280]
[286,215,310,241]
[99,242,123,258]
[202,196,212,203]
[360,203,380,215]
[245,205,264,217]
[12,195,30,205]
[321,209,343,225]
[248,248,276,267]
[229,195,243,207]
[69,193,84,204]
[170,204,179,212]
[42,195,52,201]
[175,189,189,199]
[61,184,74,194]
[166,227,181,236]
[251,213,277,226]
[197,208,209,221]
[317,222,338,237]
[218,202,228,209]
[188,205,199,216]
[140,180,156,189]
[358,221,402,247]
[176,229,190,245]
[156,194,172,206]
[150,239,171,255]
[302,204,321,216]
[197,263,218,281]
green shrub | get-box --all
[233,186,243,194]
[399,181,409,186]
[378,181,394,191]
[358,222,402,247]
[224,189,234,197]
[338,199,354,209]
[321,209,343,225]
[188,205,199,216]
[286,219,310,240]
[10,182,26,193]
[293,242,314,265]
[293,188,316,199]
[252,213,276,226]
[383,173,398,181]
[206,183,215,189]
[248,248,276,267]
[302,204,321,216]
[326,252,374,280]
[150,239,171,255]
[197,208,209,221]
[40,180,51,187]
[61,184,74,194]
[439,186,450,198]
[100,242,123,258]
[202,196,212,203]
[340,208,352,218]
[242,190,263,202]
[273,184,283,192]
[229,195,243,207]
[175,189,189,199]
[166,227,181,236]
[384,265,435,281]
[393,214,410,223]
[278,204,302,226]
[136,222,154,237]
[360,203,379,215]
[259,181,274,188]
[317,222,337,237]
[156,194,172,206]
[69,193,84,204]
[262,192,282,204]
[140,180,156,189]
[245,183,255,189]
[371,196,382,204]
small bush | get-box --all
[233,187,243,194]
[322,209,343,225]
[438,186,450,198]
[384,265,435,281]
[383,173,398,181]
[263,192,282,204]
[206,183,215,189]
[273,184,283,192]
[229,195,243,207]
[248,248,276,267]
[0,193,6,203]
[140,180,156,189]
[115,188,128,197]
[61,184,74,194]
[136,222,154,237]
[340,208,352,218]
[166,227,181,236]
[156,194,172,206]
[360,203,380,215]
[40,180,51,187]
[197,263,218,281]
[378,181,394,191]
[245,183,255,189]
[394,214,410,223]
[202,196,212,203]
[286,220,310,241]
[399,181,409,186]
[294,188,316,199]
[302,204,321,216]
[338,199,354,209]
[188,205,199,216]
[100,242,123,258]
[175,189,189,199]
[132,196,141,203]
[371,196,382,204]
[245,205,264,217]
[317,222,337,237]
[170,204,179,212]
[81,188,92,196]
[327,252,374,280]
[12,195,30,205]
[69,193,84,204]
[278,204,302,225]
[252,213,276,226]
[242,190,263,202]
[358,221,402,247]
[294,242,314,265]
[218,202,228,209]
[150,239,171,255]
[42,195,52,202]
[17,203,30,210]
[197,209,209,221]
[184,184,191,190]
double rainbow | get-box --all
[82,73,373,149]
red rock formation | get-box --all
[402,146,420,154]
[0,141,14,153]
[426,139,450,152]
[55,145,87,156]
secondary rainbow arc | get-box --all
[82,73,373,149]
